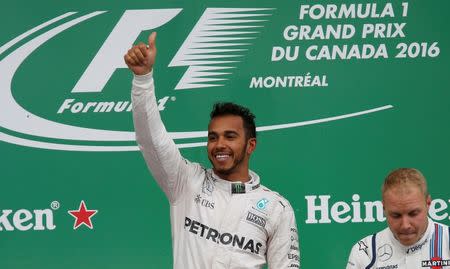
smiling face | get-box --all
[383,184,431,246]
[207,115,256,181]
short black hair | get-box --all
[210,102,256,139]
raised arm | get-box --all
[125,33,193,204]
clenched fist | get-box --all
[124,32,157,75]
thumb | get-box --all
[148,32,157,51]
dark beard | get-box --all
[210,146,247,177]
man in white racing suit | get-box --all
[125,32,300,269]
[346,168,450,269]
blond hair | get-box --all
[382,168,429,199]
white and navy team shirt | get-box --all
[347,218,450,269]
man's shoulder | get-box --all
[181,157,207,172]
[352,226,391,249]
[433,220,450,229]
[353,233,375,249]
[431,220,450,242]
[258,184,294,212]
[347,232,378,269]
[179,158,209,183]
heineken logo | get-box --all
[305,194,450,224]
[0,207,57,232]
[0,201,98,232]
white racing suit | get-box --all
[347,218,450,269]
[131,72,300,269]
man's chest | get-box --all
[373,243,450,269]
[180,184,275,255]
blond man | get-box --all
[346,168,450,269]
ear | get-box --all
[426,195,431,209]
[246,138,256,155]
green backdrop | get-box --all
[1,1,449,268]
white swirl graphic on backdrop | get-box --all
[0,11,394,151]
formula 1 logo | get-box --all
[0,8,393,152]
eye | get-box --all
[390,213,401,219]
[208,134,217,141]
[224,131,238,139]
[409,210,420,217]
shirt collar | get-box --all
[208,169,261,194]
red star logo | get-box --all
[68,200,98,230]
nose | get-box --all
[215,136,226,149]
[399,216,412,231]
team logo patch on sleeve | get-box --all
[358,241,369,256]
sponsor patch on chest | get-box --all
[422,258,450,268]
[245,211,266,228]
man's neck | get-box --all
[214,170,250,182]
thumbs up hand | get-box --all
[124,32,157,75]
